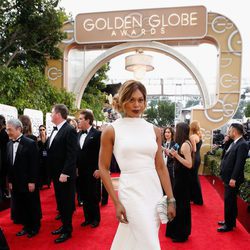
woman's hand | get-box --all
[170,148,177,158]
[93,170,100,179]
[115,201,128,224]
[165,148,171,156]
[28,183,35,192]
[167,202,176,221]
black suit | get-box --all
[0,128,9,200]
[6,135,41,232]
[220,137,249,228]
[77,127,101,224]
[47,122,77,234]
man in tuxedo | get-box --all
[218,123,249,232]
[6,119,41,238]
[47,104,77,243]
[77,110,101,228]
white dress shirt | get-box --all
[49,120,66,147]
[12,134,22,164]
[234,136,242,144]
[79,126,91,149]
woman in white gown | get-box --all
[99,80,176,250]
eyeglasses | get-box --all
[39,129,45,131]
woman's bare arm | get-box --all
[99,126,118,205]
[154,127,176,219]
[99,126,128,223]
[189,134,197,152]
[154,127,174,197]
[171,142,193,169]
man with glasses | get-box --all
[6,118,41,238]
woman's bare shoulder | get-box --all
[182,140,192,152]
[153,125,161,135]
[190,133,200,142]
[102,124,114,134]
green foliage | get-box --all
[233,100,246,119]
[0,66,75,114]
[185,99,200,108]
[205,150,250,203]
[81,63,110,121]
[244,159,250,181]
[0,0,67,69]
[215,148,223,157]
[240,159,250,203]
[239,181,250,203]
[245,102,250,118]
[145,99,175,126]
[206,154,221,176]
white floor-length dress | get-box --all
[111,117,163,250]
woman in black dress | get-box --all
[162,126,175,189]
[189,120,203,205]
[37,125,50,188]
[166,122,193,242]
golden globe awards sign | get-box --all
[75,6,207,44]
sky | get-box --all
[58,0,250,94]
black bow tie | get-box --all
[53,126,58,131]
[12,139,20,143]
[81,130,88,135]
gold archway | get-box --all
[45,7,242,172]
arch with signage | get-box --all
[45,6,242,172]
[71,41,210,109]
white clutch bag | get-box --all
[156,195,176,224]
[156,195,168,224]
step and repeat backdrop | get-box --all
[0,104,52,136]
[0,104,103,137]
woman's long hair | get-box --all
[174,122,190,147]
[0,115,6,130]
[19,115,32,136]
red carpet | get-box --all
[0,176,249,250]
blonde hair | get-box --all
[113,80,147,114]
[190,120,202,138]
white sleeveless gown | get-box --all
[111,117,163,250]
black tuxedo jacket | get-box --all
[6,135,39,192]
[0,128,9,172]
[220,137,249,185]
[77,127,101,176]
[47,122,77,180]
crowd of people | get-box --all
[0,80,249,249]
[0,107,115,245]
[161,119,204,242]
